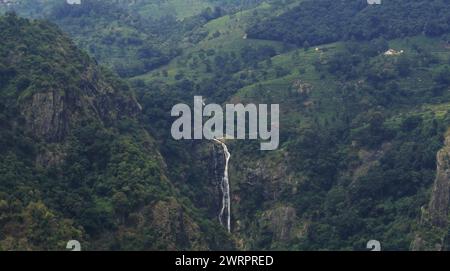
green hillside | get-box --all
[132,0,450,250]
[1,0,450,251]
[129,0,213,19]
[0,13,232,250]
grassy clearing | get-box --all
[132,2,291,84]
[133,0,213,19]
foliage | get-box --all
[247,0,450,46]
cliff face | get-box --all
[21,69,140,143]
[18,61,141,167]
[1,14,139,144]
[428,135,450,229]
[412,131,450,251]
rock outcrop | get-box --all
[412,131,450,251]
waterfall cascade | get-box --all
[213,138,231,233]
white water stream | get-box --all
[213,138,231,233]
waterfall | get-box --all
[213,138,231,233]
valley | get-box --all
[1,0,450,251]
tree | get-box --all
[303,41,310,51]
[434,66,450,85]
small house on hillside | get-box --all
[384,49,404,56]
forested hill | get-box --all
[13,0,186,77]
[0,0,267,78]
[131,0,450,250]
[2,0,450,251]
[247,0,450,47]
[0,13,232,250]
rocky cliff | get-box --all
[412,130,450,251]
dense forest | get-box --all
[247,0,450,47]
[130,0,450,250]
[1,0,450,251]
[0,0,270,77]
[0,13,232,250]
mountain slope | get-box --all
[1,0,187,77]
[2,0,450,251]
[0,13,232,250]
[133,0,450,250]
[0,0,270,78]
[247,0,450,46]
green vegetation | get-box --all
[0,13,232,250]
[132,0,450,250]
[247,0,450,46]
[0,0,270,78]
[1,0,450,250]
